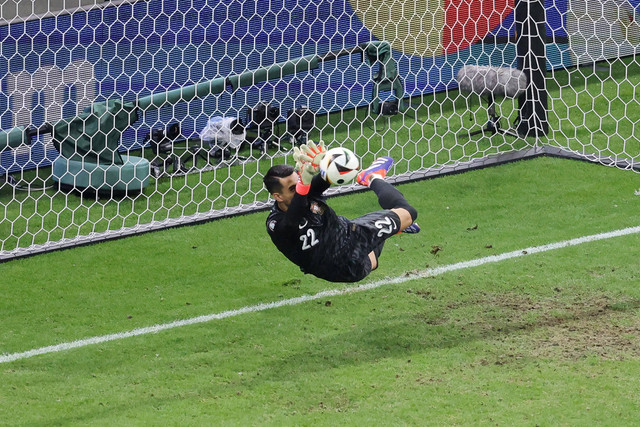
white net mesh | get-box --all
[549,1,640,169]
[0,0,638,260]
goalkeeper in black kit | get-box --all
[263,141,420,283]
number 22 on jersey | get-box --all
[300,228,319,250]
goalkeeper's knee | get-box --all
[406,204,418,222]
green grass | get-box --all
[1,156,640,425]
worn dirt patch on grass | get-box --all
[414,290,640,361]
[484,292,640,361]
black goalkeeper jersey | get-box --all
[266,175,370,282]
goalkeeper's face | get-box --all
[273,172,298,211]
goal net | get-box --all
[0,0,638,260]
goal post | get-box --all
[0,0,639,261]
[516,0,548,137]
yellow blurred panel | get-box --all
[351,0,444,57]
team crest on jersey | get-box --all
[309,201,325,215]
[268,220,277,231]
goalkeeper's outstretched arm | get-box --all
[308,173,330,197]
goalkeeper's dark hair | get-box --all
[263,164,295,194]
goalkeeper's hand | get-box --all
[298,161,317,186]
[293,140,327,185]
[293,140,326,167]
[302,140,326,167]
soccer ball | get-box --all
[319,147,360,185]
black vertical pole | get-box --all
[516,0,548,136]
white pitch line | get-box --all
[2,225,640,364]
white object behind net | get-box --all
[0,0,638,260]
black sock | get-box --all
[370,178,418,221]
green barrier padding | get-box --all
[227,54,319,91]
[52,154,150,193]
[52,99,139,165]
[0,126,30,151]
[137,77,229,111]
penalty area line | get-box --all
[2,224,640,364]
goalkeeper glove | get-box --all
[298,161,317,186]
[302,140,326,167]
[293,140,326,167]
[293,140,327,186]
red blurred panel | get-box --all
[443,0,514,54]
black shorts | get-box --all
[350,209,402,243]
[332,209,401,282]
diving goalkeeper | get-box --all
[263,141,419,283]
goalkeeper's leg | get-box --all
[357,156,418,232]
[369,178,418,232]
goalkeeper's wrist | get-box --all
[295,178,311,195]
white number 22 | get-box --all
[300,228,319,250]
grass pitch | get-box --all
[2,156,640,425]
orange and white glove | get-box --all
[293,140,326,185]
[301,140,326,167]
